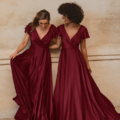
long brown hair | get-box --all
[30,9,50,32]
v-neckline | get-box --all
[63,24,81,41]
[35,24,52,40]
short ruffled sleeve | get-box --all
[52,25,62,38]
[56,25,61,37]
[52,25,57,39]
[81,26,90,39]
[24,23,32,35]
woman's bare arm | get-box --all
[52,38,57,44]
[81,39,92,73]
[10,32,30,59]
[49,36,61,49]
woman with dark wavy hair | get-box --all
[10,9,56,120]
[50,3,120,120]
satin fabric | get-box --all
[54,24,120,120]
[10,23,56,120]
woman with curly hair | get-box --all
[50,3,120,120]
[10,9,56,120]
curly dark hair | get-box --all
[58,3,84,24]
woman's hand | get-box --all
[9,33,30,60]
[10,51,17,60]
[87,65,92,73]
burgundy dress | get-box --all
[53,24,120,120]
[10,23,56,120]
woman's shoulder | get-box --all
[50,24,64,29]
[24,22,32,35]
[51,24,64,31]
[80,25,88,30]
[25,22,32,27]
[80,24,90,39]
[51,24,63,27]
[25,22,32,30]
[57,24,64,28]
[50,24,56,29]
[50,24,57,33]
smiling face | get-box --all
[62,15,71,24]
[38,19,49,29]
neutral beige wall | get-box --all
[0,0,120,119]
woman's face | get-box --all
[62,15,70,24]
[38,19,49,29]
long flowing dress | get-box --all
[53,24,120,120]
[10,23,56,120]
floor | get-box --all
[0,119,14,120]
[1,107,120,120]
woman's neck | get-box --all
[65,23,80,28]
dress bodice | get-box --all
[56,24,90,49]
[25,23,57,48]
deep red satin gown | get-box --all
[53,24,120,120]
[10,23,56,120]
